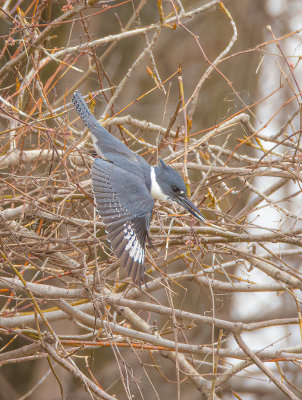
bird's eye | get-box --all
[172,186,179,193]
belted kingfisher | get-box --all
[72,90,206,284]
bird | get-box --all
[72,90,206,284]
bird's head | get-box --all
[152,159,205,222]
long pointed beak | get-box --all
[175,195,206,222]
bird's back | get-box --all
[72,91,132,157]
[72,90,151,188]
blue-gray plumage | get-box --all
[72,90,205,284]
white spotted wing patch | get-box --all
[91,158,153,283]
[124,222,144,263]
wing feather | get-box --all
[91,158,153,284]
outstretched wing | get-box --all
[92,158,154,283]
